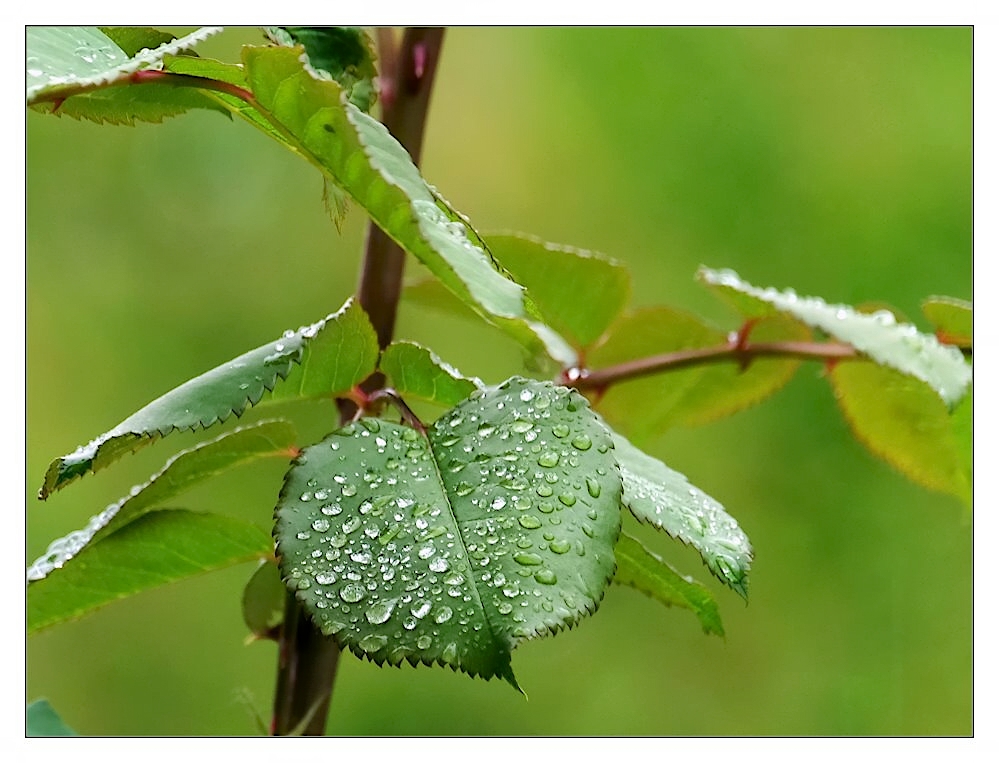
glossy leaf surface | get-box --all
[39,300,375,498]
[613,533,723,636]
[590,307,807,442]
[379,341,482,408]
[30,422,296,581]
[274,377,622,689]
[699,267,972,407]
[610,428,752,598]
[241,46,574,365]
[27,510,272,634]
[830,363,972,506]
[484,234,631,351]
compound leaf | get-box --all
[829,362,972,506]
[609,427,752,598]
[39,299,375,499]
[274,377,622,690]
[379,341,483,408]
[613,532,724,637]
[27,510,272,634]
[699,267,971,408]
[29,421,296,582]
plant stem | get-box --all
[565,338,860,391]
[269,26,446,737]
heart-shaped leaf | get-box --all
[274,377,622,690]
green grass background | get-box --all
[26,27,972,736]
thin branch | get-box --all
[565,338,860,391]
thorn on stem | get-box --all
[729,318,759,372]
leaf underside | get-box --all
[274,377,622,690]
[698,267,971,408]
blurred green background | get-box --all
[26,27,972,736]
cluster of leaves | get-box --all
[27,26,972,699]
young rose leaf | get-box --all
[590,307,806,443]
[609,427,752,598]
[829,363,972,506]
[39,299,376,499]
[922,296,972,349]
[264,26,378,112]
[27,510,272,634]
[29,421,296,582]
[27,26,225,123]
[613,532,724,637]
[242,560,286,641]
[484,234,631,351]
[698,267,971,408]
[379,341,483,408]
[274,377,622,691]
[27,699,77,737]
[241,46,575,366]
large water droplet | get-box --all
[572,434,592,451]
[534,569,557,585]
[442,642,458,662]
[518,515,542,530]
[312,518,331,533]
[514,552,544,566]
[365,598,397,625]
[359,633,388,653]
[538,451,560,468]
[434,606,453,623]
[549,539,571,554]
[586,478,601,498]
[558,493,577,506]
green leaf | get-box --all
[274,377,622,690]
[699,267,972,408]
[922,296,972,348]
[39,299,376,499]
[379,341,483,408]
[484,234,631,351]
[265,27,378,112]
[241,46,575,366]
[829,363,972,506]
[613,533,724,637]
[609,427,752,598]
[29,421,296,581]
[98,26,177,57]
[590,307,806,442]
[27,510,272,634]
[27,26,223,117]
[27,699,78,736]
[242,560,286,641]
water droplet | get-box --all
[296,531,311,540]
[558,493,577,507]
[416,634,433,650]
[434,606,453,624]
[316,571,337,585]
[312,518,331,533]
[342,516,362,534]
[359,633,387,653]
[365,598,397,625]
[497,601,514,615]
[572,434,592,451]
[518,515,542,529]
[537,484,554,497]
[519,388,534,402]
[586,478,602,498]
[339,583,365,603]
[429,556,450,573]
[341,484,358,497]
[538,451,560,468]
[534,569,557,585]
[514,552,544,566]
[442,642,458,662]
[552,424,570,438]
[549,539,571,554]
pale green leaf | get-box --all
[699,267,972,408]
[613,533,724,636]
[242,560,286,641]
[39,299,376,499]
[484,233,631,351]
[830,363,971,506]
[27,510,272,634]
[379,341,483,408]
[274,377,622,690]
[609,427,752,598]
[30,421,296,582]
[27,699,77,736]
[922,296,972,348]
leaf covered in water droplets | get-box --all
[274,377,622,690]
[609,428,752,598]
[39,299,376,499]
[698,267,972,408]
